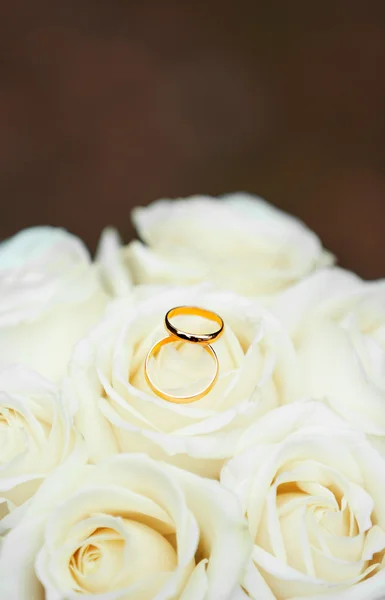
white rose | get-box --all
[69,286,300,477]
[125,193,333,296]
[0,453,252,600]
[272,267,385,452]
[0,365,78,529]
[0,227,108,381]
[221,400,385,600]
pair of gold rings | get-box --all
[144,306,224,403]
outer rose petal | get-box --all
[0,296,107,381]
[271,267,364,334]
[0,227,109,381]
[168,464,253,600]
[96,227,133,297]
[296,319,385,436]
[272,267,385,451]
[126,194,333,296]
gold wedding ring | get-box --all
[144,336,219,403]
[144,306,224,404]
[165,306,224,345]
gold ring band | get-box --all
[144,336,219,403]
[165,306,224,345]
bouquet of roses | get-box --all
[1,193,384,600]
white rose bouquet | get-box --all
[0,193,384,600]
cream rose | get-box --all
[69,286,300,477]
[0,453,252,599]
[0,365,78,530]
[125,193,333,296]
[0,227,108,380]
[221,400,385,600]
[272,267,385,452]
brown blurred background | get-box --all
[1,1,384,278]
